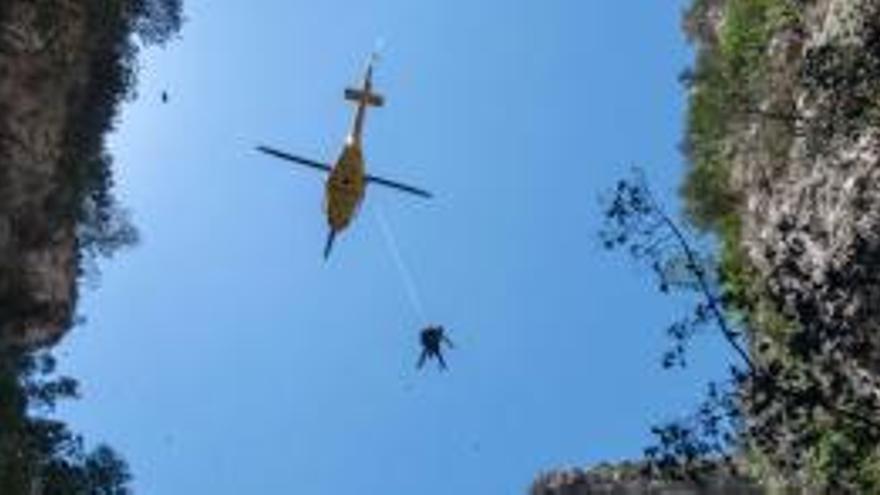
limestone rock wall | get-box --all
[531,0,880,491]
[530,464,765,495]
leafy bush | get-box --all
[680,0,795,231]
[0,345,132,494]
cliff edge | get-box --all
[533,0,880,491]
[0,0,180,348]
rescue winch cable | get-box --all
[373,204,427,323]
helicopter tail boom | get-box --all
[323,229,337,260]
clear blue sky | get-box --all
[56,1,734,493]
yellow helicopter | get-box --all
[257,55,432,259]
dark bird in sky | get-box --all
[161,91,169,103]
[417,325,454,370]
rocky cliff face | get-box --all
[0,5,179,492]
[735,0,880,359]
[0,2,91,347]
[0,0,178,348]
[530,463,764,495]
[533,0,880,491]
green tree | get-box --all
[600,169,880,491]
[0,345,131,494]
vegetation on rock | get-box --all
[593,0,880,492]
[0,0,183,491]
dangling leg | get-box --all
[436,350,447,370]
[416,349,428,369]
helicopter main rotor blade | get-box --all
[366,174,433,199]
[256,145,332,173]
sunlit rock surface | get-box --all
[530,463,765,495]
[533,0,880,490]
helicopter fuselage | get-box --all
[325,142,366,232]
[323,62,378,235]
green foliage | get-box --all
[680,0,799,230]
[678,2,880,489]
[804,427,880,494]
[720,0,782,82]
[129,0,184,45]
[0,346,131,494]
[52,0,183,273]
[601,168,880,492]
[681,0,800,366]
[603,0,880,490]
[0,2,184,492]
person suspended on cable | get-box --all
[417,325,453,370]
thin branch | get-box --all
[636,172,759,373]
